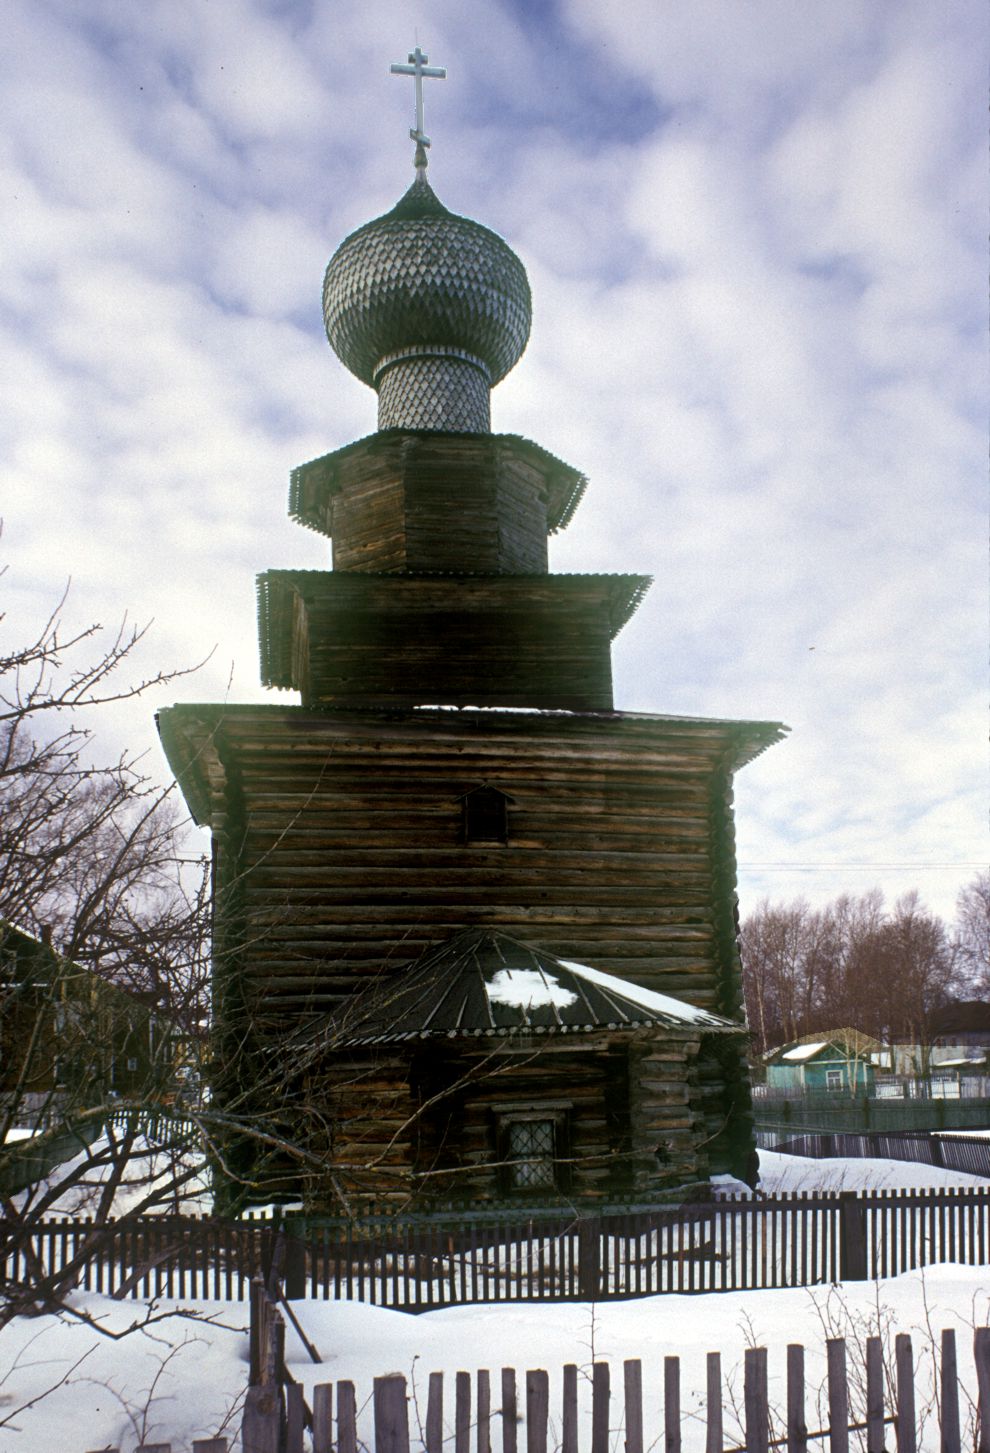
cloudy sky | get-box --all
[2,0,985,924]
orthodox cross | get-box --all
[390,46,446,154]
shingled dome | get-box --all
[322,174,532,432]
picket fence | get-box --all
[13,1185,990,1310]
[241,1281,990,1453]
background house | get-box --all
[0,920,164,1126]
[765,1028,881,1095]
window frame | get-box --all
[494,1102,572,1197]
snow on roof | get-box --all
[487,967,578,1011]
[559,959,729,1028]
[781,1041,828,1062]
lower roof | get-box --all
[309,927,742,1048]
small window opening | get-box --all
[460,785,511,844]
[825,1068,843,1092]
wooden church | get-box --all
[158,57,785,1214]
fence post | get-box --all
[744,1348,769,1453]
[975,1327,990,1453]
[826,1339,849,1453]
[338,1380,358,1453]
[787,1343,807,1453]
[374,1373,410,1453]
[242,1384,281,1453]
[456,1370,472,1453]
[283,1228,307,1301]
[838,1193,868,1281]
[664,1356,681,1453]
[562,1364,578,1453]
[866,1337,885,1453]
[706,1352,722,1453]
[425,1372,444,1453]
[527,1370,550,1453]
[940,1329,960,1453]
[285,1381,306,1453]
[478,1369,492,1453]
[624,1359,644,1453]
[591,1363,610,1453]
[502,1368,518,1453]
[578,1217,601,1299]
[312,1383,333,1453]
[895,1333,916,1453]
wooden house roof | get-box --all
[767,1027,881,1063]
[312,927,742,1047]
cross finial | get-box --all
[390,46,446,171]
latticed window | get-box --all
[507,1118,556,1189]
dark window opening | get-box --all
[460,786,512,844]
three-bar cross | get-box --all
[390,46,446,151]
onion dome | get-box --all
[322,173,532,433]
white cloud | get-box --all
[0,0,984,927]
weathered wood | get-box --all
[895,1334,917,1453]
[285,1381,305,1453]
[591,1361,610,1453]
[705,1351,722,1453]
[425,1371,444,1453]
[940,1328,960,1453]
[374,1374,410,1453]
[241,1383,281,1453]
[562,1364,579,1453]
[838,1194,868,1281]
[975,1327,990,1453]
[624,1358,644,1453]
[826,1339,848,1453]
[502,1368,518,1453]
[664,1356,681,1453]
[193,1440,229,1453]
[787,1343,807,1453]
[457,1370,472,1453]
[312,1382,333,1453]
[478,1369,492,1453]
[866,1337,885,1453]
[526,1370,549,1453]
[337,1379,358,1453]
[744,1348,769,1453]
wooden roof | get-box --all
[157,703,788,830]
[310,927,742,1047]
[289,430,588,538]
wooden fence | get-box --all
[755,1129,990,1179]
[243,1290,990,1453]
[9,1186,990,1309]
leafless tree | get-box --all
[0,563,216,1326]
[741,888,964,1055]
[954,871,990,994]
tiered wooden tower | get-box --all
[159,62,785,1213]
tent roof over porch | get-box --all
[318,927,741,1047]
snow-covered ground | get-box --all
[10,1130,212,1218]
[1,1152,988,1452]
[753,1148,990,1192]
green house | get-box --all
[766,1029,880,1095]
